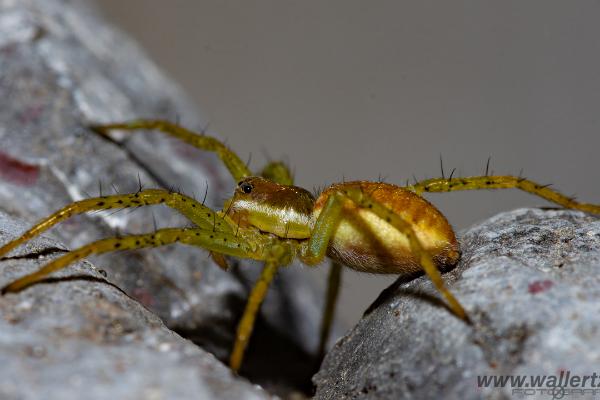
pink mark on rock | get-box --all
[0,151,40,186]
[131,287,155,308]
[528,280,554,294]
[17,105,44,124]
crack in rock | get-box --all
[0,246,68,261]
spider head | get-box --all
[224,176,315,239]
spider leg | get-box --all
[229,258,279,372]
[2,227,255,294]
[406,175,600,214]
[317,261,342,361]
[229,244,338,373]
[260,161,294,185]
[90,120,252,181]
[0,189,232,258]
[302,189,468,321]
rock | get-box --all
[0,0,324,396]
[0,211,272,400]
[314,208,600,399]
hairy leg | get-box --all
[303,189,468,321]
[407,175,600,214]
[317,261,342,361]
[0,189,232,258]
[260,161,294,185]
[2,227,254,293]
[229,259,279,372]
[90,120,251,181]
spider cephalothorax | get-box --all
[225,176,315,239]
[1,119,599,373]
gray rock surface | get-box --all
[0,211,271,400]
[314,208,600,399]
[0,0,323,396]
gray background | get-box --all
[94,1,600,326]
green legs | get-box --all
[260,161,294,186]
[317,261,342,360]
[407,175,600,214]
[92,120,302,372]
[2,227,253,293]
[0,189,230,258]
[5,119,345,374]
[229,259,280,371]
[91,120,252,181]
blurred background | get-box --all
[94,1,600,327]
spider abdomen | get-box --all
[313,181,460,275]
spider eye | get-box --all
[240,182,253,194]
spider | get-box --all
[1,119,599,373]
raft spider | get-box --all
[1,119,599,372]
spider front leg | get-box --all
[2,227,254,293]
[302,188,468,321]
[407,175,600,215]
[90,120,251,181]
[0,189,230,258]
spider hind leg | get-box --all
[407,175,600,215]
